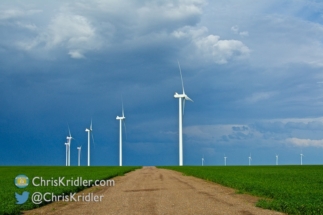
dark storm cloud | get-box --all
[2,0,323,165]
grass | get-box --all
[0,166,139,215]
[160,165,323,215]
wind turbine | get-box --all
[174,61,193,166]
[276,154,279,165]
[66,128,72,166]
[300,152,304,165]
[85,120,93,166]
[77,146,82,166]
[116,102,126,166]
[202,156,204,166]
[248,153,252,166]
[224,154,227,166]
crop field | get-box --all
[161,165,323,215]
[0,166,139,215]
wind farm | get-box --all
[59,63,315,167]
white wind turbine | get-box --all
[85,120,94,166]
[66,128,72,166]
[174,61,193,166]
[202,156,204,166]
[77,146,82,166]
[300,152,304,165]
[276,154,279,165]
[116,102,126,166]
[224,154,227,166]
[248,153,252,166]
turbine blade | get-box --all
[90,119,92,130]
[122,102,124,117]
[183,98,185,115]
[185,95,193,102]
[91,132,95,148]
[80,145,82,154]
[123,119,127,140]
[177,61,185,94]
[67,124,71,137]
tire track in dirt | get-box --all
[23,167,285,215]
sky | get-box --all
[1,0,323,166]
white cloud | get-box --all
[16,12,102,58]
[195,35,250,64]
[286,138,323,148]
[173,26,250,64]
[172,25,207,39]
[239,31,249,36]
[15,22,38,31]
[245,91,277,104]
[231,25,239,34]
[68,50,84,59]
[0,9,42,20]
[184,124,257,143]
[47,14,99,49]
[231,25,249,37]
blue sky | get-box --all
[1,0,323,166]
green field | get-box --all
[161,165,323,215]
[0,166,139,215]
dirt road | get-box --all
[24,167,284,215]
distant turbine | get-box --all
[77,146,81,166]
[116,102,126,166]
[174,61,193,166]
[300,153,304,165]
[276,154,279,166]
[66,128,72,166]
[248,153,252,166]
[85,120,93,166]
[224,154,227,166]
[202,156,204,166]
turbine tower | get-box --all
[66,128,72,166]
[116,102,126,166]
[224,154,227,166]
[174,61,193,166]
[202,156,204,166]
[248,153,252,166]
[85,120,93,166]
[276,154,279,165]
[65,142,69,166]
[77,146,81,166]
[300,153,304,165]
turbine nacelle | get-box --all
[116,116,125,120]
[174,92,193,101]
[174,92,184,98]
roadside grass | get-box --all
[0,166,139,215]
[160,165,323,215]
